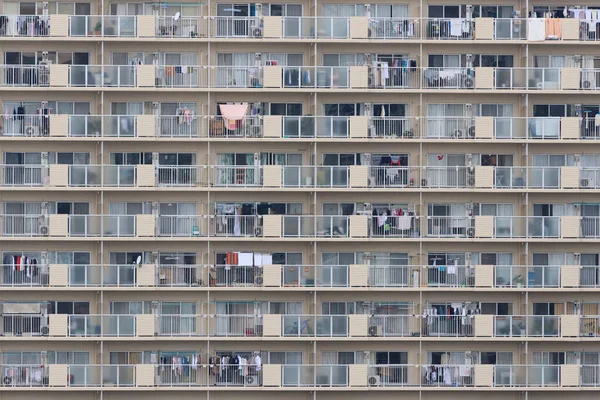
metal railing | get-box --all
[212,165,261,187]
[213,16,263,38]
[0,365,48,386]
[157,16,205,38]
[1,214,44,236]
[424,18,474,39]
[69,165,136,187]
[281,215,350,238]
[0,264,49,286]
[423,67,474,89]
[68,264,137,287]
[0,65,50,87]
[0,15,49,37]
[156,165,200,186]
[1,313,47,336]
[156,65,203,88]
[0,114,50,136]
[426,216,473,237]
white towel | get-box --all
[450,19,462,36]
[527,18,545,41]
[254,253,263,267]
[238,252,253,266]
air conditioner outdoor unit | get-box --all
[25,125,39,137]
[254,275,264,286]
[368,325,380,336]
[368,375,380,386]
[245,375,259,386]
[39,224,49,236]
[255,226,263,237]
[581,178,593,188]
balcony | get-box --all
[2,362,597,389]
[3,263,598,290]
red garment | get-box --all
[15,256,21,271]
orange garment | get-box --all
[165,66,174,76]
[545,18,562,39]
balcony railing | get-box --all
[282,315,348,337]
[0,15,49,37]
[69,15,136,37]
[68,65,136,87]
[4,263,595,289]
[6,363,599,388]
[68,314,136,336]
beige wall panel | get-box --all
[348,314,368,337]
[50,64,69,87]
[474,166,493,188]
[263,115,283,138]
[263,66,283,88]
[49,114,69,137]
[136,215,156,237]
[349,115,368,138]
[263,16,283,38]
[136,65,155,87]
[49,264,69,287]
[349,264,368,287]
[349,66,368,88]
[262,314,281,337]
[474,67,493,89]
[136,165,156,187]
[262,215,282,237]
[560,215,580,238]
[50,15,69,37]
[49,214,69,237]
[49,164,69,187]
[349,17,369,39]
[560,315,579,337]
[349,215,368,238]
[263,264,282,287]
[474,116,494,139]
[137,15,156,38]
[137,264,156,287]
[475,18,494,40]
[262,364,281,386]
[135,364,155,386]
[475,265,493,288]
[560,117,580,139]
[136,314,155,337]
[474,215,494,238]
[349,165,368,188]
[474,314,494,337]
[560,68,580,90]
[136,115,156,137]
[49,314,68,337]
[48,364,68,387]
[263,165,282,187]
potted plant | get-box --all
[93,21,102,36]
[512,274,524,288]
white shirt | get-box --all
[255,355,262,371]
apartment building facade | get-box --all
[0,1,600,400]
